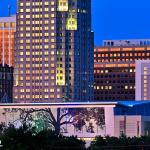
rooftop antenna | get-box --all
[8,3,11,17]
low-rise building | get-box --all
[0,101,150,138]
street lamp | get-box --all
[0,140,3,148]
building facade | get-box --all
[14,0,94,103]
[136,60,150,101]
[0,16,16,102]
[0,64,13,103]
[94,40,150,101]
[0,101,150,138]
[0,16,15,67]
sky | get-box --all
[0,0,150,45]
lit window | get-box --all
[51,8,55,11]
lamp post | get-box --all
[0,140,3,148]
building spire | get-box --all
[8,3,11,17]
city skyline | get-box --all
[1,0,150,45]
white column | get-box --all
[2,26,4,66]
[9,24,11,66]
[104,107,115,136]
[135,60,142,101]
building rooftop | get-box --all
[0,100,149,107]
[0,15,16,22]
[1,101,150,116]
[103,39,150,47]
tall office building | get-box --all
[0,16,16,102]
[94,39,150,101]
[14,0,94,103]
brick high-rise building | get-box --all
[0,16,16,102]
[14,0,94,103]
[94,39,150,101]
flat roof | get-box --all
[0,102,118,108]
[0,15,16,22]
[0,101,149,109]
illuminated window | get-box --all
[51,2,55,5]
[51,45,55,49]
[51,14,55,18]
[66,16,77,30]
[26,15,30,18]
[51,20,55,24]
[51,64,55,67]
[51,8,55,11]
[51,76,55,80]
[57,0,68,11]
[20,2,23,6]
[44,95,48,98]
[20,9,23,13]
[51,32,55,36]
[44,2,49,5]
[26,9,30,12]
[51,39,55,42]
[45,8,49,12]
[50,89,54,92]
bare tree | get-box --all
[3,107,105,134]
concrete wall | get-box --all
[105,107,115,136]
[115,116,142,137]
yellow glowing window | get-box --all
[110,48,120,51]
[51,26,55,30]
[20,21,23,25]
[51,50,55,54]
[51,33,55,36]
[57,0,68,12]
[44,14,49,18]
[20,15,23,19]
[45,8,49,11]
[51,64,55,67]
[50,89,54,92]
[51,2,55,5]
[20,3,23,6]
[51,8,55,11]
[51,70,55,74]
[26,2,30,6]
[51,14,55,18]
[122,48,132,51]
[51,20,55,24]
[20,9,23,12]
[26,9,30,12]
[135,47,145,51]
[51,57,55,61]
[51,39,55,42]
[44,2,49,5]
[66,17,77,30]
[44,95,49,98]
